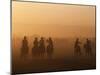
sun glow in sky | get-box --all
[12,1,95,38]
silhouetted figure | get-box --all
[21,36,29,58]
[46,37,54,59]
[74,38,81,56]
[39,37,45,57]
[32,37,39,57]
[84,38,92,56]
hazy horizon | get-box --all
[12,1,96,38]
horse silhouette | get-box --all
[84,39,92,56]
[74,38,81,56]
[21,36,29,58]
[38,37,45,57]
[32,37,39,57]
[46,37,54,59]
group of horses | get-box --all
[21,36,54,59]
[74,38,93,56]
[20,36,93,60]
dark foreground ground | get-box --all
[12,55,96,75]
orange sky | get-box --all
[12,1,96,38]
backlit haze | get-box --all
[12,1,95,38]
